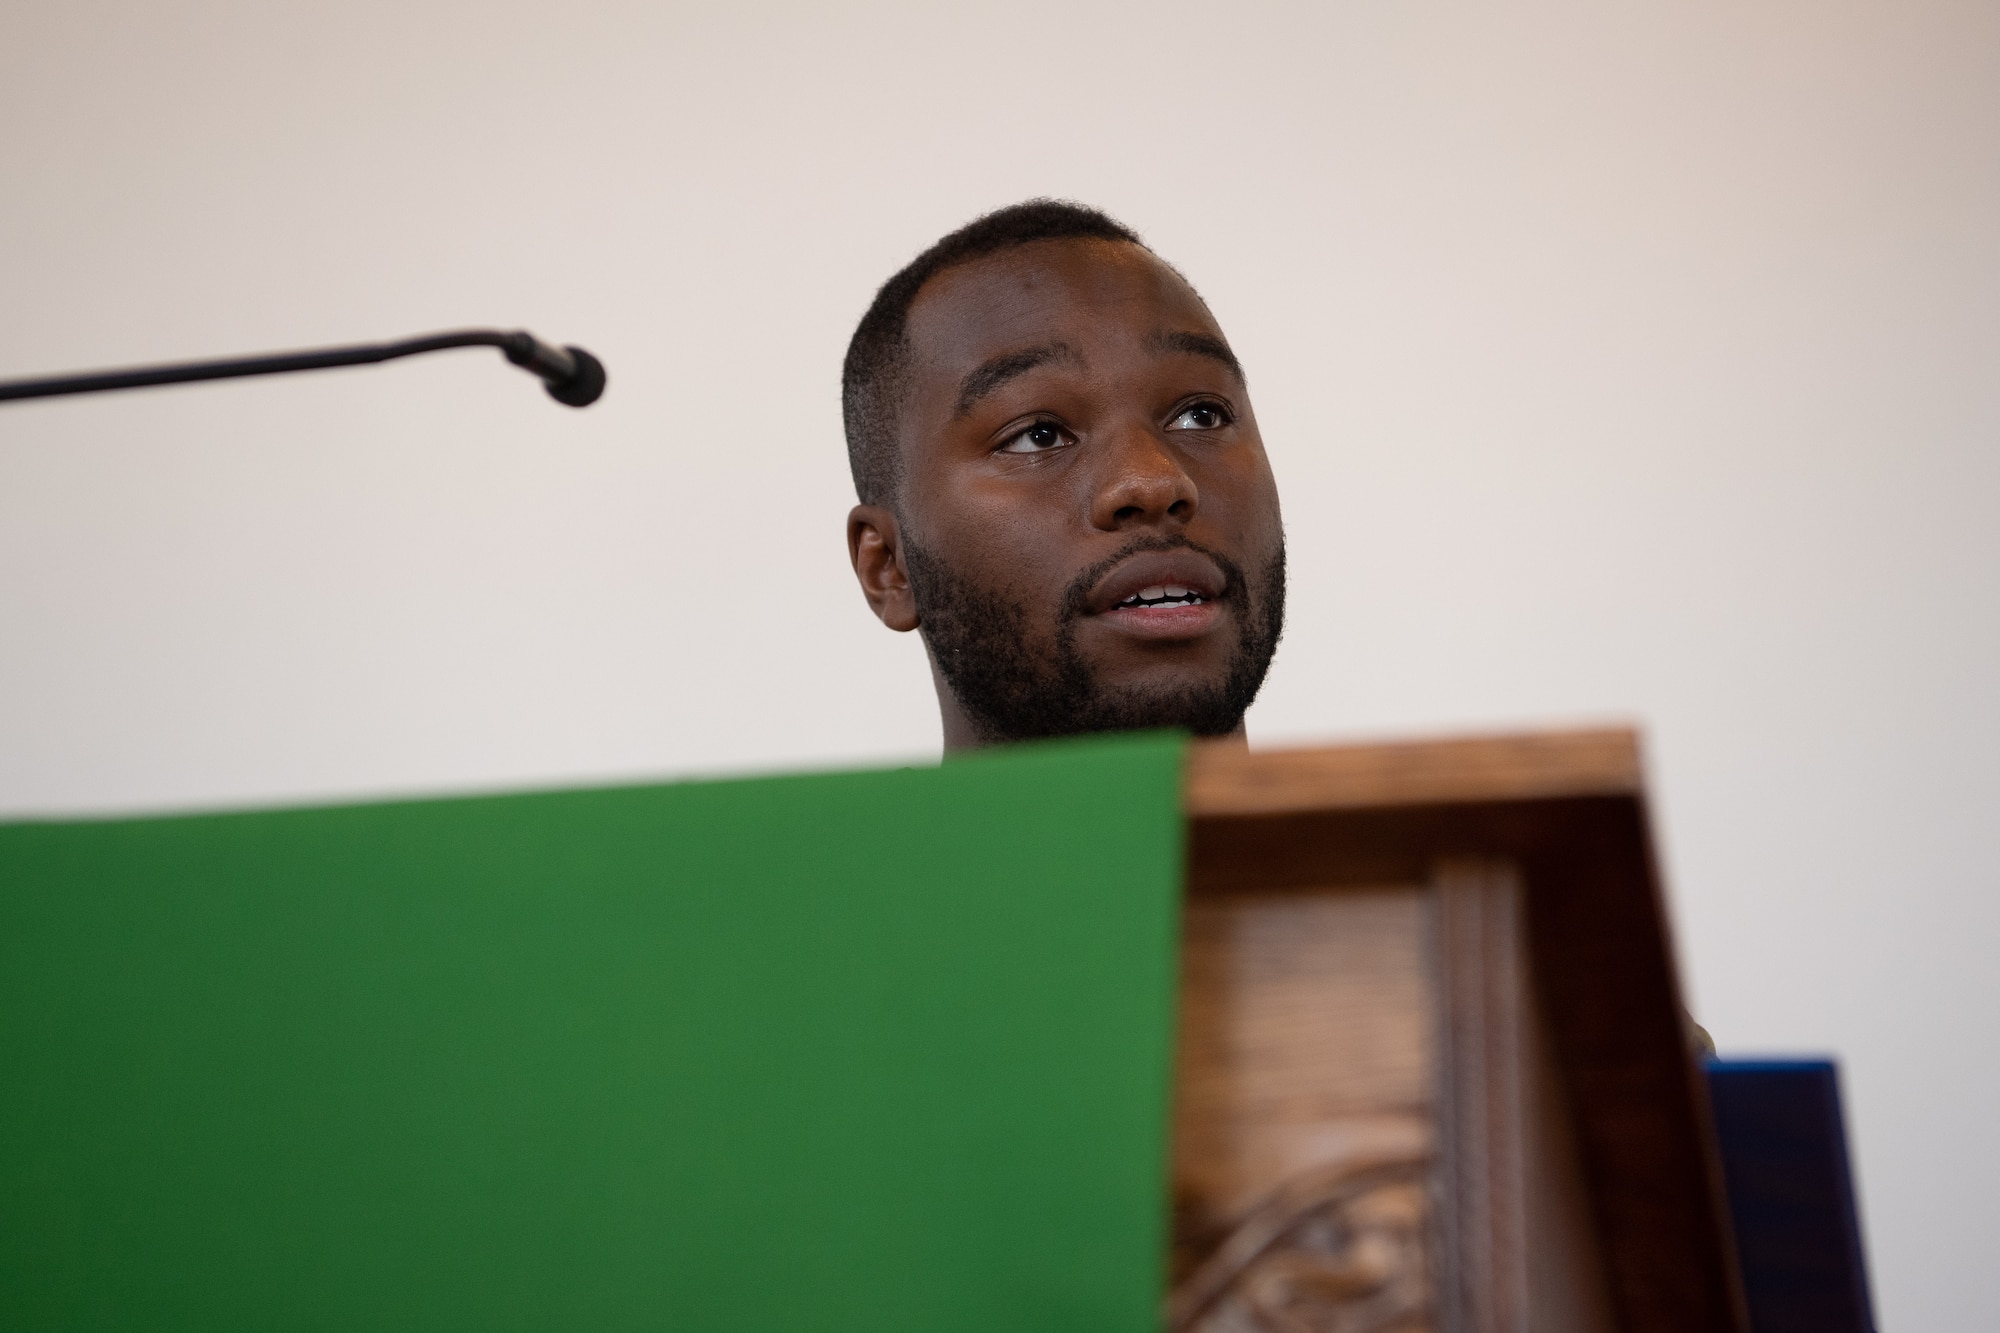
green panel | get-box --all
[0,734,1186,1332]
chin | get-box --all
[1097,656,1235,695]
[1087,680,1250,738]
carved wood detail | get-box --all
[1169,1154,1433,1333]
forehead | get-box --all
[901,239,1222,378]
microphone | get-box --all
[0,328,608,408]
[497,331,607,407]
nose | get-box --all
[1088,425,1199,532]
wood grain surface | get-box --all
[1170,886,1435,1331]
[1174,887,1433,1226]
[1185,729,1642,820]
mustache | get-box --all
[1058,535,1248,623]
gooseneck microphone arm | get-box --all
[0,328,607,408]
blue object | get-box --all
[1705,1059,1875,1333]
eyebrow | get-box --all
[1148,330,1247,384]
[952,341,1084,419]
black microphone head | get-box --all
[546,345,606,408]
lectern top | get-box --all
[1186,727,1643,818]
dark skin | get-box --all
[847,237,1284,750]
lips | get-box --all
[1083,549,1230,641]
[1087,550,1227,614]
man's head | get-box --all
[844,200,1286,749]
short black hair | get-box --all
[841,199,1145,508]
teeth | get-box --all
[1118,583,1209,609]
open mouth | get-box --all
[1116,584,1210,610]
[1080,548,1231,642]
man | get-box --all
[843,200,1287,750]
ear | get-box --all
[848,504,921,633]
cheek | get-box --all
[1192,450,1280,533]
[915,476,1082,592]
[958,513,1077,604]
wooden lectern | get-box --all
[1170,730,1746,1332]
[0,729,1744,1331]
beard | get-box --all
[902,534,1285,745]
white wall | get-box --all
[3,1,1995,1321]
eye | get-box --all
[997,420,1075,454]
[1168,400,1233,432]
